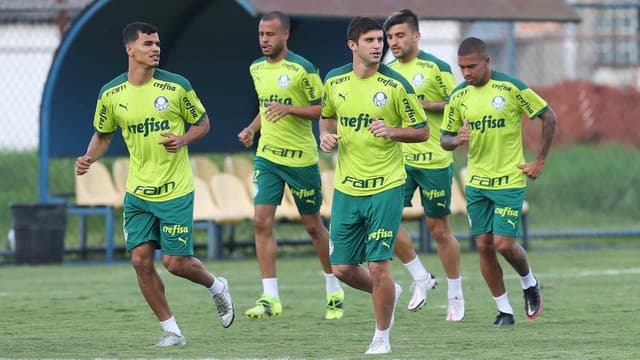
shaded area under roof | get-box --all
[247,0,581,22]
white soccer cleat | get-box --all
[407,274,437,311]
[446,297,465,321]
[390,282,403,329]
[365,336,391,355]
[212,277,235,328]
[153,331,186,347]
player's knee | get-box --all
[253,215,274,233]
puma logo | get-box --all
[382,241,390,250]
[507,219,516,229]
[305,199,316,205]
[119,103,128,110]
[338,93,346,101]
[436,202,447,208]
[177,237,187,245]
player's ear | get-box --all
[347,39,357,51]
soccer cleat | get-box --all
[492,311,515,327]
[390,283,403,329]
[365,336,391,355]
[212,277,235,328]
[325,289,345,320]
[523,278,543,319]
[153,331,186,347]
[446,297,465,321]
[244,294,283,319]
[407,274,437,311]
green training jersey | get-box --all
[442,70,549,190]
[388,51,457,169]
[93,68,206,201]
[322,63,427,196]
[250,51,323,167]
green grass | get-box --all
[1,247,639,359]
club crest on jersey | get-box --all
[154,96,170,112]
[373,91,388,107]
[412,73,425,87]
[278,74,291,89]
[491,96,506,110]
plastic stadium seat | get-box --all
[191,155,220,183]
[112,157,129,199]
[223,154,254,182]
[75,161,122,208]
[208,173,254,223]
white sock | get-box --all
[160,316,182,337]
[324,273,341,293]
[403,256,429,281]
[262,277,279,299]
[520,269,537,289]
[373,327,390,343]
[493,293,513,314]
[207,276,225,296]
[447,277,463,299]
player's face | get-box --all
[127,32,160,68]
[353,29,384,66]
[458,52,490,87]
[258,19,289,59]
[386,23,419,60]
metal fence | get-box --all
[1,1,639,259]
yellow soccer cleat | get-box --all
[325,289,345,320]
[244,294,282,319]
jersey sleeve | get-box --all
[180,86,207,125]
[517,87,549,120]
[438,70,458,100]
[442,93,463,134]
[301,69,323,105]
[92,96,117,134]
[321,83,335,119]
[397,89,427,128]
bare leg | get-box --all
[300,212,332,274]
[130,242,172,321]
[494,234,530,276]
[394,226,417,263]
[369,260,395,330]
[331,264,372,293]
[475,233,506,297]
[427,216,460,279]
[253,204,278,279]
[161,254,214,287]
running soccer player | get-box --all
[238,11,345,321]
[319,16,428,354]
[441,37,557,326]
[75,22,234,347]
[384,8,465,320]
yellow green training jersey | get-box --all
[250,51,323,167]
[93,68,206,201]
[442,70,549,190]
[322,63,427,196]
[388,50,457,169]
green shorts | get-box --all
[329,185,404,264]
[253,156,322,215]
[123,192,194,256]
[466,186,525,237]
[403,164,453,218]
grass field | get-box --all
[1,247,639,359]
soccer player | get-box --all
[75,22,234,347]
[384,8,465,320]
[237,11,344,320]
[319,17,428,354]
[441,37,556,326]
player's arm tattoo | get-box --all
[537,108,557,161]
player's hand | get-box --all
[319,134,340,152]
[238,127,255,148]
[517,159,545,180]
[368,117,393,139]
[75,155,94,176]
[456,119,470,145]
[159,132,186,153]
[264,102,290,122]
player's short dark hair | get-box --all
[347,17,382,43]
[261,11,290,31]
[122,22,158,46]
[458,37,488,57]
[383,8,419,33]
